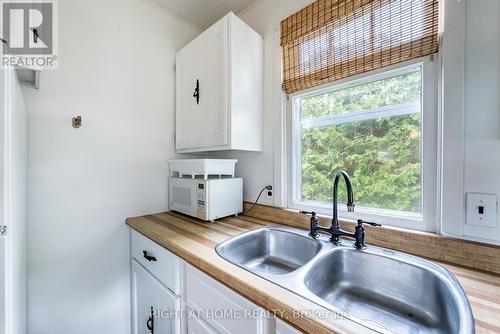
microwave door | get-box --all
[169,178,197,217]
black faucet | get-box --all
[301,170,381,249]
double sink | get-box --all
[216,226,475,334]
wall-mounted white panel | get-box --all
[466,193,497,228]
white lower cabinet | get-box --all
[131,230,181,294]
[186,314,218,334]
[132,260,180,334]
[276,319,302,334]
[185,264,273,334]
[130,229,301,334]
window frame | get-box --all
[286,57,439,232]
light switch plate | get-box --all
[466,193,497,228]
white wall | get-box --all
[22,1,199,333]
[463,0,500,241]
[210,0,314,206]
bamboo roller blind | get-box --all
[280,0,440,94]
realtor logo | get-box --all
[1,0,58,69]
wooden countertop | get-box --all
[126,211,500,334]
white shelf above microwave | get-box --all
[168,159,237,180]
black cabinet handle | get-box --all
[193,79,199,104]
[143,250,157,262]
[146,306,154,334]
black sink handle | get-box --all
[300,211,321,239]
[357,219,382,227]
[353,220,381,250]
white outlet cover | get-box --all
[466,193,497,228]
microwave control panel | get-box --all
[196,181,207,219]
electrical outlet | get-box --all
[466,193,497,228]
[266,183,273,197]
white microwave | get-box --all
[169,177,243,222]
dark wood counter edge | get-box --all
[242,202,500,276]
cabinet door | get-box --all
[176,17,228,151]
[187,312,218,334]
[186,264,272,334]
[132,260,179,334]
[276,319,302,334]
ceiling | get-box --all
[148,0,258,30]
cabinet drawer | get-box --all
[186,264,264,334]
[131,229,181,295]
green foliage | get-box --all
[300,70,422,213]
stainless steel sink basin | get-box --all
[216,226,475,334]
[304,248,470,333]
[216,227,321,275]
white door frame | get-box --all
[0,65,12,334]
[1,64,27,334]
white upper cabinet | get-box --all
[175,12,263,153]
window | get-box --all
[288,61,437,231]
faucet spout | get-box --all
[332,170,354,231]
[302,170,380,248]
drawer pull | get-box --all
[146,306,154,334]
[143,250,157,262]
[193,79,200,105]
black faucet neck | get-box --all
[332,170,354,229]
[303,175,380,249]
